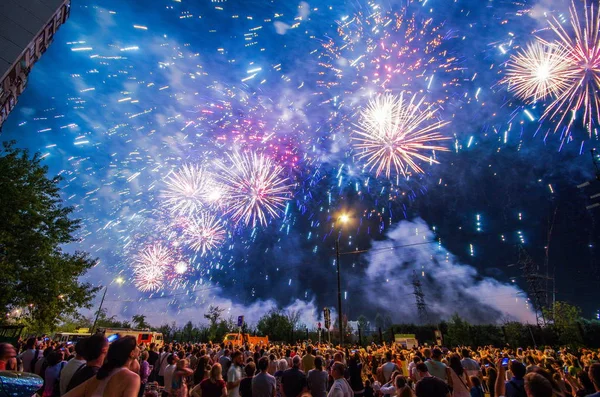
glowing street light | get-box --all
[334,212,352,345]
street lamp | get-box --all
[335,213,351,346]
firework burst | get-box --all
[318,4,459,102]
[545,0,600,136]
[353,93,450,178]
[174,261,189,275]
[503,40,575,103]
[217,151,291,227]
[133,244,173,292]
[183,213,226,255]
[162,164,220,216]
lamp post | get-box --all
[336,239,343,346]
[336,213,350,346]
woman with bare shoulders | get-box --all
[64,336,141,397]
[191,363,227,397]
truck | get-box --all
[97,328,164,348]
[223,333,268,347]
[54,328,164,348]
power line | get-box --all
[339,240,438,256]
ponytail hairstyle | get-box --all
[97,336,137,380]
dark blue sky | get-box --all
[2,0,598,325]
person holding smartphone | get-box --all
[503,360,526,397]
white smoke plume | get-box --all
[356,218,536,324]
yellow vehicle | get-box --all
[223,333,268,347]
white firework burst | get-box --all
[503,40,575,103]
[132,244,173,292]
[162,164,220,216]
[183,213,226,255]
[353,93,450,179]
[174,261,189,275]
[217,151,292,227]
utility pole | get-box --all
[336,239,344,346]
[91,286,107,333]
[544,207,558,315]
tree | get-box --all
[132,314,151,329]
[94,308,130,329]
[257,310,292,342]
[214,318,235,342]
[544,301,581,329]
[155,323,175,342]
[544,301,583,346]
[357,315,369,332]
[383,314,393,330]
[0,142,99,332]
[182,321,194,342]
[375,313,384,330]
[204,305,225,327]
[57,313,92,332]
[286,310,302,333]
[446,313,472,347]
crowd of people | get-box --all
[1,336,599,397]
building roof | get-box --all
[0,0,65,80]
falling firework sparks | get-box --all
[503,40,575,103]
[217,151,292,227]
[162,164,218,216]
[183,213,226,255]
[545,0,600,136]
[353,93,450,178]
[318,5,459,96]
[133,244,173,292]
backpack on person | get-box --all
[509,380,527,397]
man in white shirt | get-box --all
[425,349,448,383]
[460,349,481,378]
[381,352,401,382]
[59,342,86,396]
[163,354,177,396]
[327,362,353,397]
[227,350,244,397]
[157,346,171,386]
[18,338,40,373]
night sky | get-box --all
[2,0,599,326]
